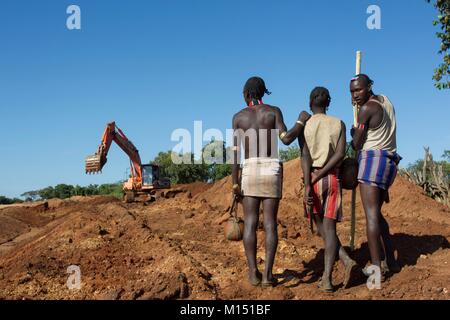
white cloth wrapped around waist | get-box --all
[242,157,282,176]
[241,157,283,199]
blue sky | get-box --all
[0,0,449,198]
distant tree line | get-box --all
[153,140,232,184]
[19,183,124,202]
[1,142,302,204]
[4,141,232,202]
[0,196,24,205]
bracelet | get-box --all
[296,120,305,127]
[279,132,287,139]
[232,184,240,190]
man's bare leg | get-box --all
[242,196,262,285]
[261,198,279,286]
[313,215,356,289]
[360,184,383,269]
[378,190,400,272]
[322,217,339,290]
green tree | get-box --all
[97,183,123,198]
[54,184,75,199]
[203,140,232,182]
[443,150,450,161]
[279,146,300,162]
[1,196,13,204]
[20,190,40,202]
[427,0,450,89]
[85,184,99,196]
[0,196,24,204]
[406,153,450,179]
[38,186,55,200]
[73,185,86,196]
[152,151,210,184]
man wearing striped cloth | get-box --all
[350,74,401,281]
[301,87,357,292]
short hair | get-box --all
[351,74,374,87]
[310,87,331,108]
[243,77,271,100]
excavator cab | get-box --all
[142,164,155,187]
[141,164,171,189]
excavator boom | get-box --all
[85,121,171,202]
[85,122,142,183]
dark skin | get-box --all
[232,91,310,286]
[302,102,356,291]
[350,78,399,273]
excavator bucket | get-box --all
[85,153,103,174]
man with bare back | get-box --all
[231,76,310,287]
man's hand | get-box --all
[232,184,242,201]
[304,184,314,207]
[350,127,356,137]
[350,140,356,151]
[311,170,320,185]
[299,111,311,124]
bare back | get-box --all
[233,104,286,159]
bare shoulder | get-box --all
[365,98,383,109]
[233,108,246,119]
[265,104,282,114]
[360,101,379,115]
[232,108,248,127]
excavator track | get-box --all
[123,191,155,203]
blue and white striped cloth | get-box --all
[357,150,402,190]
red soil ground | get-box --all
[0,159,449,300]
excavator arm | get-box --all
[85,122,143,186]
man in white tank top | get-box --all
[350,74,401,281]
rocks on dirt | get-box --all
[98,226,109,236]
[17,273,33,285]
[99,288,124,300]
[184,212,195,219]
[134,272,190,300]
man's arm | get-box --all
[274,107,311,145]
[300,135,313,205]
[351,104,371,151]
[311,121,346,184]
[232,114,241,196]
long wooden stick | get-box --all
[350,50,361,251]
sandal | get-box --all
[261,278,278,288]
[343,259,357,288]
[249,271,262,287]
[317,278,334,293]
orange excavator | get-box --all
[85,122,170,202]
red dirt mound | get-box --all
[0,159,449,300]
